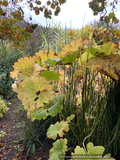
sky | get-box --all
[23,0,100,29]
[23,0,120,29]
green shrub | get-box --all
[0,46,23,97]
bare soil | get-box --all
[0,97,50,160]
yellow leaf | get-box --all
[35,49,57,65]
[13,55,37,71]
[100,41,119,55]
[10,69,19,79]
[18,76,55,113]
[88,54,120,80]
[18,63,44,80]
[59,38,89,57]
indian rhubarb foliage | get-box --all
[88,54,120,80]
[46,115,115,160]
[10,50,62,120]
[10,31,120,159]
[71,142,115,160]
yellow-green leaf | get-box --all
[13,56,37,71]
[18,76,55,113]
[100,42,119,56]
[66,114,75,123]
[49,139,67,160]
[59,38,89,58]
[41,70,60,81]
[47,121,69,140]
[88,54,120,80]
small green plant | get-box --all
[16,121,26,128]
[23,119,43,157]
[14,104,27,119]
[0,96,9,118]
[15,145,24,152]
[15,104,25,113]
[11,97,17,102]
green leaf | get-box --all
[80,52,94,62]
[87,142,104,155]
[44,58,61,66]
[47,121,69,140]
[71,142,115,160]
[86,42,119,58]
[85,47,100,56]
[100,42,119,56]
[66,114,75,123]
[87,142,115,159]
[41,70,60,81]
[32,94,67,120]
[61,51,80,65]
[49,139,67,160]
[52,94,69,104]
[37,1,41,5]
[109,12,115,18]
[48,103,63,117]
[0,8,3,16]
[71,145,86,160]
[103,153,115,159]
[105,16,110,23]
[32,108,48,120]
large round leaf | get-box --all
[47,121,69,140]
[18,76,55,112]
[13,56,37,71]
[88,54,120,80]
[49,139,67,160]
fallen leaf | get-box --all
[37,157,42,160]
[12,126,16,129]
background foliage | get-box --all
[0,44,24,97]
